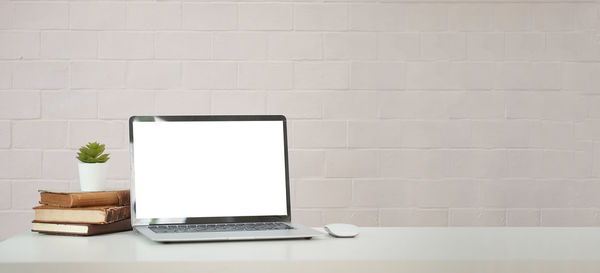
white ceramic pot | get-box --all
[78,162,109,192]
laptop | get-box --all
[129,115,323,242]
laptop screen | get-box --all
[130,116,289,221]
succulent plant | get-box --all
[77,142,110,163]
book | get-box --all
[39,190,130,208]
[33,205,130,224]
[32,218,132,236]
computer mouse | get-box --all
[324,223,359,238]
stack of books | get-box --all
[31,190,132,236]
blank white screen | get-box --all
[133,120,288,219]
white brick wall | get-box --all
[1,0,600,241]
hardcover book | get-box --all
[33,205,131,224]
[32,219,132,236]
[39,190,130,208]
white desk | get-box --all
[2,227,600,272]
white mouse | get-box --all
[324,223,359,238]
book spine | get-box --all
[105,206,131,223]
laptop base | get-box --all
[135,222,324,243]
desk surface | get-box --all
[2,227,600,272]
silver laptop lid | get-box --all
[129,115,291,227]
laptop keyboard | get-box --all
[149,222,294,234]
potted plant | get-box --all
[76,142,110,192]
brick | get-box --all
[70,3,126,30]
[466,33,504,61]
[485,179,570,208]
[351,62,404,90]
[493,4,532,31]
[41,91,97,119]
[239,4,292,30]
[570,181,600,207]
[294,4,347,31]
[0,121,8,148]
[421,33,466,61]
[470,120,534,149]
[541,209,600,226]
[239,62,293,90]
[69,121,126,149]
[0,3,11,29]
[291,210,322,227]
[563,63,600,92]
[380,150,445,179]
[183,62,237,90]
[588,97,600,118]
[0,212,35,242]
[325,150,378,178]
[13,2,68,29]
[12,181,69,209]
[294,62,348,90]
[505,33,545,61]
[0,151,41,178]
[41,31,97,59]
[0,32,40,59]
[12,121,67,149]
[575,3,599,30]
[416,180,479,208]
[449,209,505,226]
[292,121,346,148]
[127,62,181,89]
[448,4,494,31]
[0,91,40,119]
[377,33,420,61]
[402,121,471,148]
[506,150,544,178]
[380,91,450,119]
[266,92,322,119]
[506,209,540,226]
[576,120,600,141]
[353,180,414,207]
[324,33,376,60]
[350,4,406,31]
[99,32,154,60]
[380,208,448,226]
[183,3,237,30]
[288,150,325,179]
[156,91,211,115]
[0,182,9,209]
[42,151,78,179]
[0,62,10,89]
[107,150,130,179]
[13,62,68,89]
[406,62,494,90]
[545,32,600,62]
[98,91,155,119]
[405,4,448,31]
[295,180,352,208]
[531,122,575,150]
[214,33,268,60]
[211,92,266,115]
[156,32,211,60]
[533,4,577,31]
[444,150,508,178]
[448,92,505,119]
[322,209,378,226]
[322,91,378,119]
[268,33,321,60]
[348,121,403,148]
[506,92,582,121]
[71,61,126,89]
[126,3,181,30]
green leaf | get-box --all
[97,144,105,156]
[97,154,110,163]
